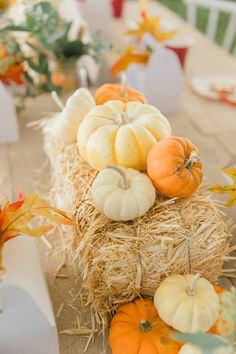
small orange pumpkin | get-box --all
[207,286,224,334]
[210,286,234,337]
[109,299,181,354]
[147,136,203,198]
[95,83,146,105]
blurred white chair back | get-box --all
[183,0,236,52]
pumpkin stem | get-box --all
[117,112,129,126]
[121,73,128,98]
[184,151,200,169]
[139,320,152,332]
[51,91,64,111]
[105,164,130,189]
[185,273,201,296]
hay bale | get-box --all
[44,133,233,328]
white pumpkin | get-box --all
[92,164,156,221]
[77,100,171,171]
[46,88,95,143]
[179,341,233,354]
[154,273,219,333]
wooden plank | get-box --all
[6,94,55,195]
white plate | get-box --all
[191,75,236,100]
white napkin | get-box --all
[0,237,59,354]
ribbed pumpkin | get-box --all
[77,100,171,171]
[147,136,203,198]
[45,88,95,143]
[92,165,156,221]
[109,299,181,354]
[95,83,146,105]
[154,274,219,334]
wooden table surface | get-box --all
[1,1,236,353]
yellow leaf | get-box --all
[17,225,54,237]
[210,168,236,207]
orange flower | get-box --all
[0,63,25,85]
[126,12,176,44]
[111,46,150,77]
[0,191,74,270]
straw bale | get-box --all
[44,133,234,328]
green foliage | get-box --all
[0,1,110,95]
[62,40,89,58]
[172,332,230,354]
[1,2,80,59]
[0,32,22,57]
[90,31,113,62]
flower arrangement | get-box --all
[0,1,110,96]
[111,0,176,77]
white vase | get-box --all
[126,34,183,114]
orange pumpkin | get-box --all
[109,299,181,354]
[210,286,225,334]
[95,83,146,105]
[209,286,234,337]
[214,285,225,296]
[147,136,203,198]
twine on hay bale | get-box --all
[44,133,234,329]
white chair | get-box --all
[183,0,236,51]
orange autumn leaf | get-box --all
[0,192,74,270]
[210,167,236,207]
[126,12,176,44]
[0,63,25,85]
[111,46,150,77]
